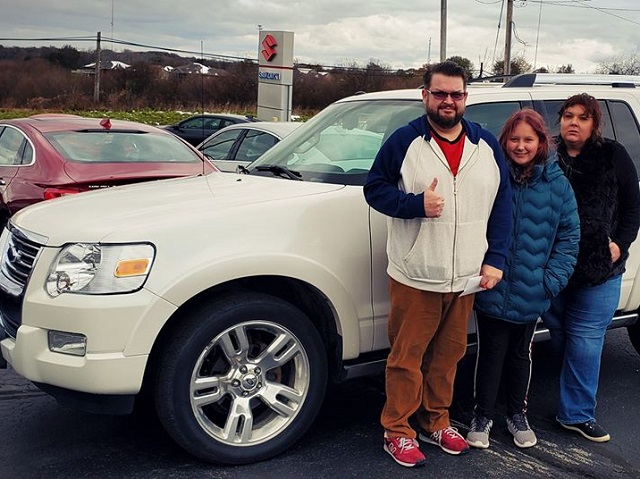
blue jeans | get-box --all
[541,274,621,425]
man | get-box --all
[364,61,513,468]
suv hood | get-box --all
[12,173,345,246]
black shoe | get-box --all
[559,419,610,442]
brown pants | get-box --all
[381,277,474,438]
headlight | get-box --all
[46,243,155,297]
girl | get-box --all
[467,109,580,449]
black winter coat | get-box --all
[556,137,640,287]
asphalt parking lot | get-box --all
[0,327,639,479]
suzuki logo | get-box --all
[261,34,277,62]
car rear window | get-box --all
[45,132,202,163]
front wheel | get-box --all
[153,293,328,464]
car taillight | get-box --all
[43,188,84,200]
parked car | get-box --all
[197,121,303,172]
[0,114,215,230]
[163,113,255,146]
[2,74,640,466]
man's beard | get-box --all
[427,105,463,130]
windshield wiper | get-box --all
[237,164,251,174]
[255,164,303,181]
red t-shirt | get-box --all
[431,129,466,176]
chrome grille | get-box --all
[0,228,44,339]
[3,231,41,289]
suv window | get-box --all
[467,98,640,178]
[465,101,523,137]
[608,100,640,175]
[540,100,615,140]
[541,99,640,176]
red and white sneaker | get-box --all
[419,426,470,455]
[383,435,427,467]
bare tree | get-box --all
[556,64,575,74]
[597,53,640,75]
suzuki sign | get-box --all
[257,30,294,122]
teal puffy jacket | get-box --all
[474,158,580,323]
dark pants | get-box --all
[473,312,537,419]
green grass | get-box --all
[0,109,231,126]
[0,108,314,124]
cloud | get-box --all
[1,0,639,74]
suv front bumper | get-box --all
[1,326,147,394]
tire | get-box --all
[628,320,640,356]
[153,292,328,465]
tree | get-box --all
[597,53,640,75]
[556,64,575,74]
[43,45,81,69]
[446,56,475,80]
[491,55,532,76]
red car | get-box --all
[0,114,216,229]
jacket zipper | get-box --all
[451,176,458,289]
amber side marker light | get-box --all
[115,258,151,277]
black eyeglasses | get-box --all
[426,90,467,101]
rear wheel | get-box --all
[153,293,328,464]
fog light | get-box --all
[48,331,87,356]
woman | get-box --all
[541,93,640,442]
[467,109,580,449]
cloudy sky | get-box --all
[1,0,639,74]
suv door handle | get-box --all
[0,178,5,186]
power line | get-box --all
[533,0,543,69]
[491,0,506,68]
[0,36,97,42]
[0,35,257,63]
[525,0,640,27]
[533,0,640,12]
[0,34,411,76]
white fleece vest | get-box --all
[386,135,501,292]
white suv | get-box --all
[1,73,640,465]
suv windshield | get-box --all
[249,99,424,186]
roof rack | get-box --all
[503,73,640,88]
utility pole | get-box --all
[504,0,513,76]
[440,0,447,62]
[93,31,101,104]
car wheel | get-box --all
[153,292,328,465]
[628,320,640,356]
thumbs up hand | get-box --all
[423,177,445,217]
